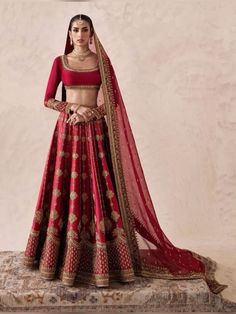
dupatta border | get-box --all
[94,32,142,273]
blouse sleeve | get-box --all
[43,56,73,113]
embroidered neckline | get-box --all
[60,55,99,72]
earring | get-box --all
[70,38,73,45]
[90,37,92,44]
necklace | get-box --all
[71,48,92,61]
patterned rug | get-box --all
[0,251,235,312]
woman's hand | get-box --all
[66,112,85,125]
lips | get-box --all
[77,39,84,42]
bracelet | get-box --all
[74,104,81,113]
[65,102,74,114]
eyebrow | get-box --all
[72,26,88,29]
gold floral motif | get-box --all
[102,170,109,177]
[96,134,104,141]
[56,169,63,177]
[72,153,79,159]
[106,189,114,199]
[111,210,120,222]
[70,191,78,200]
[69,213,77,224]
[98,151,104,158]
[104,216,113,231]
[112,227,125,238]
[34,210,43,224]
[59,151,65,157]
[50,209,59,221]
[71,171,78,179]
[47,226,58,236]
[82,192,88,202]
[67,229,77,239]
[99,219,105,233]
[53,188,61,198]
[74,135,80,141]
[30,228,40,236]
[82,214,88,225]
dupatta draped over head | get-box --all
[61,16,228,294]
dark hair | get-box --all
[69,14,94,36]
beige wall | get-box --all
[0,0,235,300]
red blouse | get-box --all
[44,55,102,103]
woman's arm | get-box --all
[43,56,76,113]
[81,103,106,122]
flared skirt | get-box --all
[23,112,135,287]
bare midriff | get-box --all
[66,87,99,115]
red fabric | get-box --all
[23,20,228,293]
[23,113,135,286]
[44,56,102,102]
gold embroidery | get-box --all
[65,84,100,89]
[102,170,109,177]
[70,191,78,200]
[67,229,77,239]
[50,209,59,221]
[104,217,113,231]
[94,31,142,270]
[55,169,63,177]
[99,219,105,233]
[98,151,104,158]
[71,171,78,179]
[112,227,125,238]
[61,55,100,72]
[59,151,65,157]
[69,213,77,224]
[72,153,79,159]
[53,188,61,198]
[34,211,43,224]
[106,189,114,199]
[96,134,104,141]
[111,210,120,222]
[47,226,59,236]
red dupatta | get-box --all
[61,23,228,294]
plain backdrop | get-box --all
[0,0,235,302]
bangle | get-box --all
[65,102,74,114]
[75,104,81,113]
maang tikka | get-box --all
[70,15,93,45]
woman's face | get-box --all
[69,19,92,47]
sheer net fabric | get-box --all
[23,21,228,293]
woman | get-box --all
[23,14,228,294]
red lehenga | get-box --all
[23,24,228,294]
